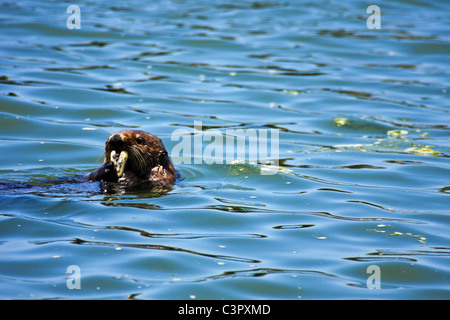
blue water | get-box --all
[0,0,449,299]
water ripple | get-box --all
[69,238,261,264]
[106,225,267,240]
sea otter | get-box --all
[88,130,176,188]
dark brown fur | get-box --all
[88,130,176,188]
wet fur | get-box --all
[88,130,176,188]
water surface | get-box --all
[0,0,449,299]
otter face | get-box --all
[103,130,176,185]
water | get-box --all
[0,0,449,300]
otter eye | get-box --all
[135,137,144,145]
[159,151,168,160]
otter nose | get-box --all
[109,134,125,150]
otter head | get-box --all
[103,130,176,186]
